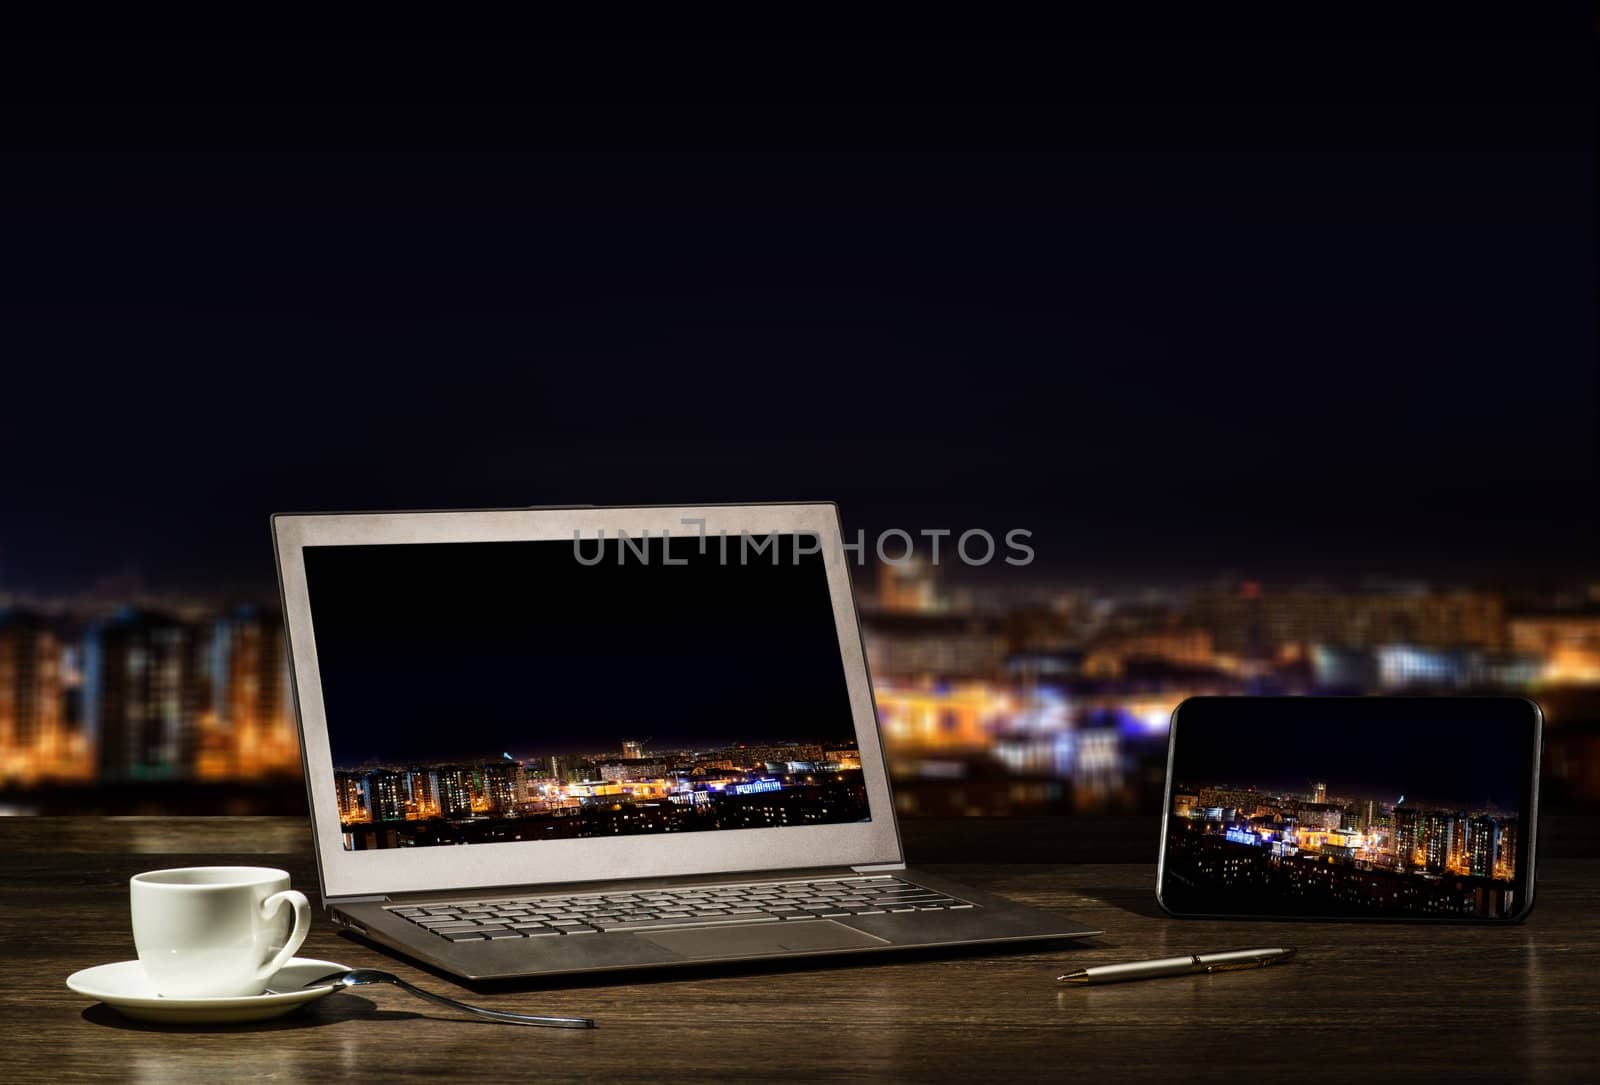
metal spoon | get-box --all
[298,968,596,1028]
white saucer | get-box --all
[67,957,352,1024]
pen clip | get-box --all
[1202,959,1269,974]
[1202,955,1283,974]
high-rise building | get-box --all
[84,609,199,781]
[334,770,367,822]
[1464,816,1499,877]
[1420,812,1453,872]
[480,761,524,812]
[404,768,436,817]
[205,606,299,778]
[1393,806,1420,865]
[622,739,644,759]
[360,770,406,822]
[0,609,72,783]
[1497,821,1518,879]
[1445,815,1463,870]
[431,767,477,817]
[1313,782,1327,803]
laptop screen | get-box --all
[302,532,871,851]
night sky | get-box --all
[1169,698,1539,812]
[1,87,1592,598]
[305,535,859,766]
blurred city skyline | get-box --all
[4,559,1599,817]
[332,740,870,852]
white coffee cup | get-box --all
[130,866,311,998]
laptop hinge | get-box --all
[329,894,390,905]
[851,862,907,873]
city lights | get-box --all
[862,562,1599,818]
[334,739,868,850]
[2,563,1598,819]
[1166,780,1521,918]
[0,605,299,792]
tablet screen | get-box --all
[1158,697,1540,921]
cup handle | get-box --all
[253,889,312,984]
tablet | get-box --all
[1157,697,1541,922]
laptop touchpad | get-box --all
[639,920,888,960]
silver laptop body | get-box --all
[273,503,1097,981]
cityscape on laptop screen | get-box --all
[303,533,871,850]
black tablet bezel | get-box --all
[1156,696,1541,923]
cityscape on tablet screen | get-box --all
[1163,707,1527,917]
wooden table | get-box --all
[3,817,1597,1082]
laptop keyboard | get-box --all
[386,875,977,942]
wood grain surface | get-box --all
[3,817,1596,1083]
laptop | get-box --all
[272,503,1098,981]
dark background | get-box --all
[305,536,857,765]
[0,34,1592,600]
[2,146,1590,594]
[1169,699,1538,811]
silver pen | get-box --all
[1058,946,1296,985]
